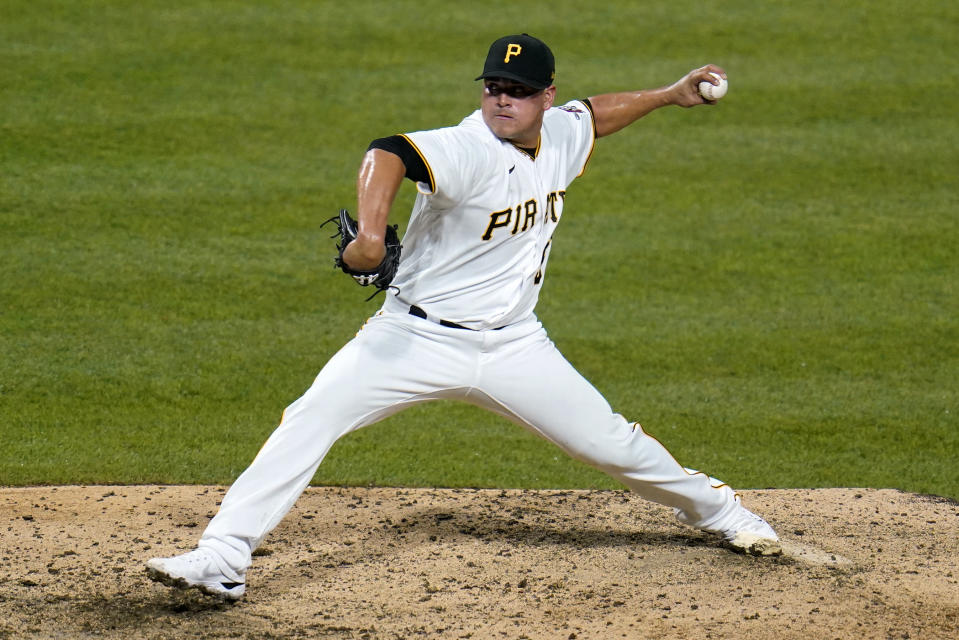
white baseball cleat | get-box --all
[146,549,246,601]
[678,497,782,556]
[718,506,782,556]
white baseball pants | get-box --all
[199,311,737,572]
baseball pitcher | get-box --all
[147,34,779,601]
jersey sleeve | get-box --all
[402,120,492,205]
[547,99,597,183]
[367,135,432,188]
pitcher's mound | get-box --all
[2,486,957,639]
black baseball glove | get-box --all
[322,208,402,295]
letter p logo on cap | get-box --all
[504,44,522,63]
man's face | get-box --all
[480,78,556,148]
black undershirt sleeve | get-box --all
[581,98,597,138]
[581,97,594,116]
[367,136,432,190]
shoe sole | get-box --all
[728,532,783,556]
[145,564,244,601]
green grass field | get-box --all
[2,1,956,498]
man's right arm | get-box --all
[340,149,405,271]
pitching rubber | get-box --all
[729,532,783,556]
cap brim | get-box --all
[475,72,550,90]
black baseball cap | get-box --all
[475,34,555,90]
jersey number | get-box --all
[534,237,553,285]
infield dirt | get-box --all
[2,486,956,639]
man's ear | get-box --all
[543,86,556,111]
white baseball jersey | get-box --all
[382,100,595,329]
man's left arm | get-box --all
[588,65,726,138]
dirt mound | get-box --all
[1,486,956,639]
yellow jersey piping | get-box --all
[578,98,598,177]
[399,134,435,193]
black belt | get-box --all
[408,305,505,331]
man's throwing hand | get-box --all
[669,65,728,107]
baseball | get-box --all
[698,72,728,101]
